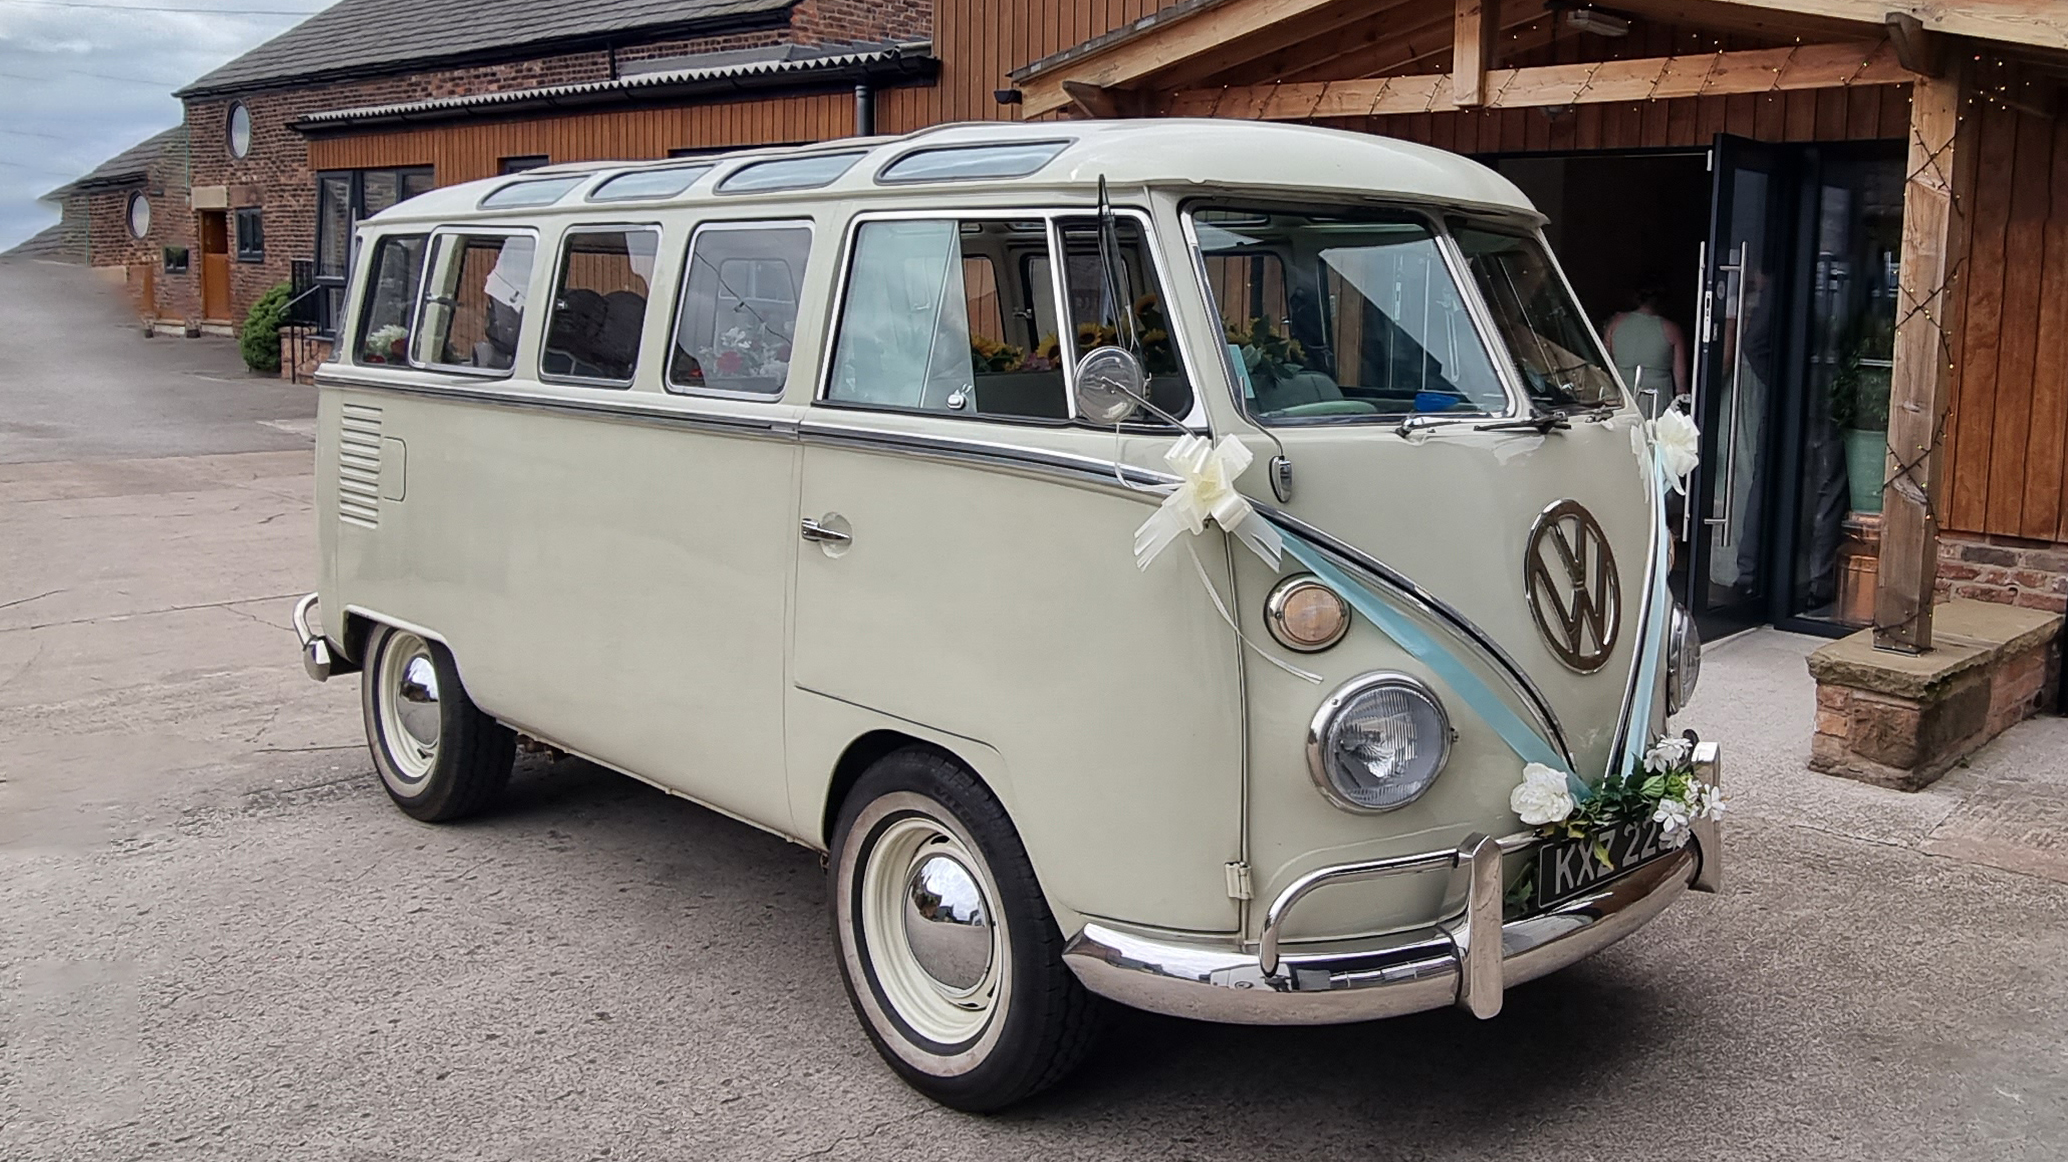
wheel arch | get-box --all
[821,729,943,849]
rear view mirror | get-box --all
[1073,346,1148,425]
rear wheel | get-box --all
[829,748,1101,1111]
[360,624,514,822]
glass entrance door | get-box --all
[1685,135,1790,637]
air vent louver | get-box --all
[338,403,383,528]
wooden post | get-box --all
[1453,0,1497,108]
[1875,64,1971,653]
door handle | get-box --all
[1714,246,1751,548]
[800,517,851,545]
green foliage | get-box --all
[239,281,293,373]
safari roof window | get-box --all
[1190,207,1507,422]
[414,232,535,375]
[354,234,427,366]
[541,228,658,386]
[1451,223,1621,411]
[825,218,1067,421]
[668,222,813,396]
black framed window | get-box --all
[500,155,550,174]
[234,207,264,262]
[312,166,435,336]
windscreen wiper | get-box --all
[1473,403,1615,434]
[1474,412,1571,434]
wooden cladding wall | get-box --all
[310,91,883,180]
[1350,84,1912,153]
[1941,97,2068,544]
[306,0,1181,180]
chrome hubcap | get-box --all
[377,632,440,787]
[860,816,1004,1046]
[901,853,993,994]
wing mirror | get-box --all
[1073,345,1148,425]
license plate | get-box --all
[1533,817,1673,911]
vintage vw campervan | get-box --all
[294,120,1720,1111]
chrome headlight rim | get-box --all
[1305,671,1453,815]
[1666,603,1701,716]
[1264,574,1351,653]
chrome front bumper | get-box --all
[1064,743,1721,1026]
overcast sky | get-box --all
[0,0,332,251]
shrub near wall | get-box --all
[240,281,292,372]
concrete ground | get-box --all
[2,257,2066,1161]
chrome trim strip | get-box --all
[1064,841,1696,1026]
[797,419,1178,494]
[314,378,1571,775]
[314,373,800,442]
[1253,501,1577,771]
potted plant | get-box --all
[1830,313,1894,514]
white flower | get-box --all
[366,323,409,351]
[1647,409,1701,493]
[1643,736,1692,774]
[1652,795,1692,837]
[1696,783,1727,821]
[1509,762,1575,826]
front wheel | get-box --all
[360,624,514,822]
[829,748,1101,1111]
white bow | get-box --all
[1134,435,1284,570]
[1632,408,1701,494]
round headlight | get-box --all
[1666,603,1701,715]
[1306,673,1452,813]
[1265,575,1350,652]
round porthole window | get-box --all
[227,102,253,159]
[127,192,151,239]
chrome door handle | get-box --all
[800,517,850,545]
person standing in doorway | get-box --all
[1603,286,1688,419]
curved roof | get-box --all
[370,120,1538,224]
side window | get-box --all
[415,233,534,374]
[669,223,812,395]
[354,234,427,365]
[825,218,1066,420]
[541,228,657,386]
[1054,217,1193,422]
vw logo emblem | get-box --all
[1524,500,1621,673]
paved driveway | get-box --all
[3,257,2066,1161]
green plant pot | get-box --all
[1844,428,1885,514]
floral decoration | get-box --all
[684,325,790,385]
[1512,731,1725,868]
[970,334,1028,374]
[363,323,410,363]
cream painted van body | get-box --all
[300,121,1716,1032]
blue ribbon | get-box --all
[1270,442,1675,802]
[1623,451,1675,775]
[1275,532,1582,793]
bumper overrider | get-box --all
[1064,743,1721,1025]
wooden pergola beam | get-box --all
[1715,1,2066,53]
[1453,0,1498,108]
[1874,62,1973,653]
[1164,40,1917,118]
[1017,0,1350,117]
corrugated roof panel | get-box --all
[178,0,794,96]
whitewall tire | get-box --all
[360,624,514,823]
[830,748,1102,1111]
